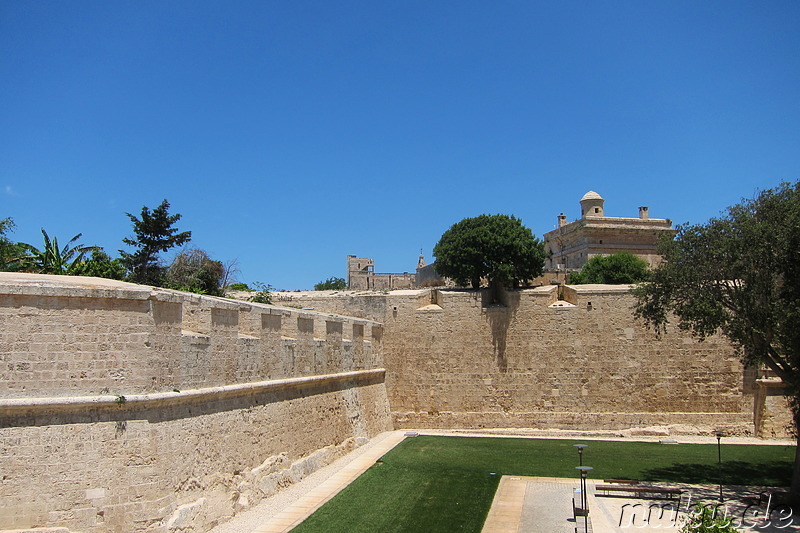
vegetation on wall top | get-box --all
[569,251,650,284]
[433,214,546,289]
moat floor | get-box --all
[210,430,797,533]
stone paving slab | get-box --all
[482,477,800,532]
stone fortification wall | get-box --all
[274,286,786,437]
[0,273,391,533]
[382,285,755,432]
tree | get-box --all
[70,249,127,280]
[314,276,346,290]
[433,214,546,289]
[19,229,99,274]
[165,248,224,295]
[633,181,800,502]
[569,252,650,284]
[120,200,191,286]
[0,217,26,272]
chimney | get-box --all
[558,213,567,227]
[639,206,649,220]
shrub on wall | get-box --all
[569,252,650,284]
[314,277,346,290]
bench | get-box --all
[759,490,791,506]
[595,484,682,500]
[603,479,640,485]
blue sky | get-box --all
[2,1,799,289]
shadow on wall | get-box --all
[481,287,521,373]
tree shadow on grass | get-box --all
[642,461,792,487]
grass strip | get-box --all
[292,436,795,533]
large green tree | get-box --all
[569,252,650,284]
[433,214,546,289]
[633,181,800,502]
[120,200,191,285]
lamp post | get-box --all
[713,430,724,502]
[576,466,593,533]
[574,444,588,466]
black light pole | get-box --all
[714,430,724,502]
[576,466,593,533]
[574,444,588,466]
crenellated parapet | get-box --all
[0,273,390,533]
[0,273,383,400]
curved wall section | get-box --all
[0,273,390,533]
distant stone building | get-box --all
[415,253,447,287]
[543,191,675,271]
[346,255,415,290]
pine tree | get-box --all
[120,200,191,285]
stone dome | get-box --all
[580,190,605,218]
[581,190,603,201]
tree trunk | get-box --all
[789,394,800,502]
[791,409,800,506]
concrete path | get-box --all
[482,476,799,532]
[483,476,592,532]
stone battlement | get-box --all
[0,273,390,533]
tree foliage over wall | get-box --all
[433,214,545,289]
[569,252,650,284]
[0,218,26,272]
[165,248,225,295]
[633,180,800,502]
[2,201,249,295]
[71,250,127,280]
[314,277,346,290]
[19,229,98,275]
[120,200,192,286]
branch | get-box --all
[763,344,793,383]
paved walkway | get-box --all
[483,476,593,532]
[482,476,799,532]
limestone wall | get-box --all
[0,274,391,533]
[382,285,754,432]
[273,286,784,437]
[1,276,792,532]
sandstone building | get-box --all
[352,191,676,290]
[543,191,676,271]
[346,255,415,290]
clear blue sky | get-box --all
[2,1,799,289]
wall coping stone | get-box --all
[0,272,382,326]
[0,369,386,415]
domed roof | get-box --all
[580,190,604,201]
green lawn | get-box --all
[291,436,795,533]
